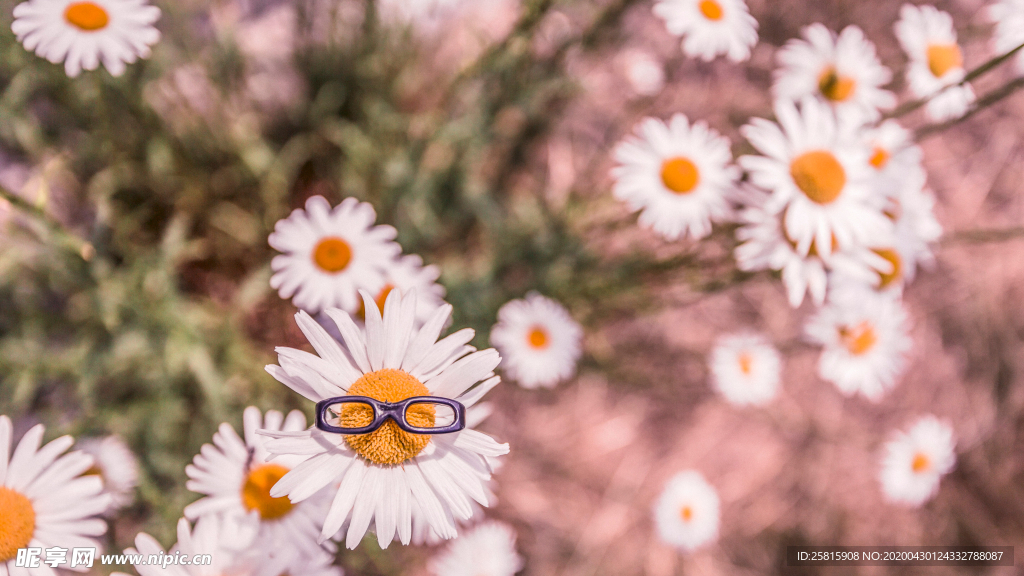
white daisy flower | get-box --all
[363,254,447,325]
[739,97,891,258]
[12,0,161,78]
[861,120,925,198]
[0,415,111,574]
[894,4,975,122]
[652,0,758,63]
[804,286,911,401]
[251,545,343,576]
[489,292,583,390]
[612,114,740,241]
[269,195,401,315]
[653,470,720,553]
[879,415,956,506]
[709,333,781,406]
[184,407,331,559]
[260,289,509,549]
[428,521,523,576]
[113,515,258,576]
[773,24,895,122]
[76,434,139,513]
[989,0,1024,75]
[619,49,665,96]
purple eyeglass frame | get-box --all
[315,395,466,435]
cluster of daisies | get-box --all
[613,0,1018,553]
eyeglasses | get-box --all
[314,395,466,435]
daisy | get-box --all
[861,120,925,198]
[619,49,665,96]
[259,289,509,549]
[894,4,975,122]
[428,521,523,576]
[773,24,895,122]
[12,0,161,78]
[269,195,401,315]
[653,470,720,553]
[709,333,781,406]
[76,434,139,513]
[879,415,956,506]
[0,415,111,575]
[989,0,1024,75]
[489,292,583,389]
[112,515,258,576]
[652,0,758,63]
[804,286,911,401]
[361,254,447,325]
[612,114,740,241]
[738,97,891,258]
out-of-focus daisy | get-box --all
[739,97,890,258]
[12,0,161,77]
[879,416,956,506]
[184,407,331,559]
[612,114,739,241]
[653,470,720,553]
[112,515,257,576]
[619,49,665,96]
[260,290,508,549]
[861,120,925,197]
[76,434,139,513]
[428,521,523,576]
[269,196,401,315]
[252,546,343,576]
[653,0,758,62]
[895,4,975,122]
[989,0,1024,75]
[709,333,781,406]
[489,292,583,390]
[804,287,911,401]
[773,24,895,122]
[360,254,447,324]
[0,415,111,574]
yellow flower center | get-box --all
[0,487,36,562]
[64,2,110,31]
[927,44,963,78]
[241,464,294,521]
[528,326,550,349]
[790,150,846,204]
[872,248,903,289]
[312,237,352,273]
[698,0,724,20]
[680,505,694,522]
[869,147,890,170]
[660,157,700,194]
[838,321,877,356]
[738,352,753,375]
[911,452,931,473]
[341,369,436,466]
[357,284,394,321]
[817,67,856,102]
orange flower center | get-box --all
[817,67,856,102]
[738,352,753,375]
[0,487,36,562]
[312,237,352,273]
[241,463,294,520]
[911,452,931,473]
[838,321,877,356]
[341,369,436,465]
[927,44,963,78]
[660,157,700,194]
[872,248,903,289]
[528,326,550,349]
[64,2,110,31]
[357,284,394,321]
[869,147,890,170]
[790,150,846,204]
[680,505,694,522]
[698,0,724,20]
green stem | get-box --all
[941,227,1024,245]
[914,76,1024,140]
[0,184,92,260]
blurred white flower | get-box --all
[879,415,956,506]
[619,49,665,96]
[268,196,401,315]
[366,254,448,325]
[773,24,895,122]
[612,114,739,241]
[861,120,925,198]
[113,515,258,576]
[490,292,583,390]
[988,0,1024,75]
[709,333,782,406]
[653,470,720,553]
[0,415,111,574]
[260,290,508,549]
[76,434,139,513]
[894,4,975,122]
[428,521,523,576]
[653,0,758,62]
[12,0,161,77]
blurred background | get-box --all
[0,0,1022,574]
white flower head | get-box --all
[260,289,509,549]
[76,434,139,513]
[428,521,524,576]
[490,292,583,390]
[861,120,925,197]
[653,470,720,553]
[12,0,161,77]
[114,515,258,576]
[0,415,111,573]
[612,114,740,241]
[709,333,782,406]
[894,4,976,122]
[619,49,665,96]
[879,416,956,506]
[269,195,401,315]
[365,254,448,325]
[988,0,1024,76]
[653,0,759,62]
[773,24,895,122]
